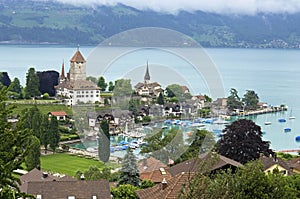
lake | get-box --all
[1,44,300,151]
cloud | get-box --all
[53,0,300,15]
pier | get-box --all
[234,107,287,117]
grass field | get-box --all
[40,153,119,176]
[8,102,73,115]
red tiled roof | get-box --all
[138,157,168,173]
[140,169,172,183]
[70,50,86,63]
[136,172,194,199]
[49,111,67,117]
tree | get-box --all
[216,119,273,164]
[157,92,165,105]
[86,76,97,84]
[24,67,40,99]
[139,179,154,189]
[48,116,60,153]
[25,136,41,170]
[242,90,259,110]
[98,120,110,163]
[179,129,215,163]
[0,86,33,198]
[111,184,139,199]
[180,160,299,199]
[119,148,140,186]
[141,128,185,164]
[165,84,191,101]
[226,88,243,111]
[10,77,22,94]
[97,76,108,91]
[17,105,43,139]
[40,115,50,153]
[108,81,114,92]
[113,79,133,97]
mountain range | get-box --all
[1,0,300,48]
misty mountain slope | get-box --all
[0,0,300,48]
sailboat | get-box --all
[289,109,296,120]
[264,113,271,125]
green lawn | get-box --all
[9,103,73,115]
[40,153,118,176]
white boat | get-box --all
[289,109,295,119]
[264,121,272,125]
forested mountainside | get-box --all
[1,0,300,48]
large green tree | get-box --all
[180,160,299,199]
[40,115,50,153]
[226,88,243,111]
[165,84,191,102]
[157,92,165,105]
[24,67,40,99]
[25,136,41,170]
[111,184,139,199]
[178,129,215,163]
[216,119,273,164]
[48,116,60,153]
[113,79,133,97]
[98,120,110,163]
[0,86,33,198]
[98,76,108,91]
[118,148,140,187]
[242,90,259,110]
[141,128,185,164]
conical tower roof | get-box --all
[61,61,65,78]
[70,50,86,63]
[144,61,150,81]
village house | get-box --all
[259,155,292,176]
[18,168,111,199]
[134,63,163,101]
[56,49,101,106]
[48,111,68,121]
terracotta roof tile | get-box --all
[288,157,300,172]
[138,157,168,173]
[136,172,194,199]
[49,111,67,116]
[70,50,86,63]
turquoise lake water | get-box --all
[1,45,300,151]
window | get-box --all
[86,91,89,93]
[92,196,97,199]
[36,195,42,199]
[68,196,75,199]
[86,95,89,97]
[91,95,93,97]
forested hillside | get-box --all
[1,0,300,48]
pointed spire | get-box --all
[144,61,150,81]
[61,60,65,78]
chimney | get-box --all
[80,174,85,180]
[161,178,168,190]
[42,172,48,178]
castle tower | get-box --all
[69,49,86,81]
[144,61,150,84]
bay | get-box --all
[1,44,300,151]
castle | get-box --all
[56,49,101,106]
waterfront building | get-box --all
[56,49,101,106]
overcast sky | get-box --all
[53,0,300,15]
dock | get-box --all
[234,107,287,117]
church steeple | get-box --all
[61,61,65,78]
[144,61,150,83]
